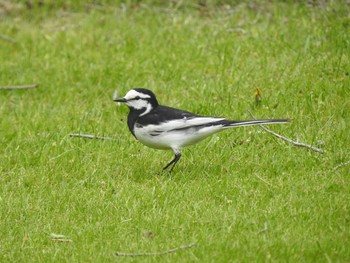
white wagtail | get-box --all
[114,88,289,173]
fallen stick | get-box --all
[248,111,324,153]
[0,34,16,43]
[333,160,350,170]
[115,243,196,257]
[0,84,38,90]
[69,133,113,141]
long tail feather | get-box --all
[223,119,289,128]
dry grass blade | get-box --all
[49,233,72,243]
[115,243,196,257]
[0,84,38,90]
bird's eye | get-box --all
[134,96,141,100]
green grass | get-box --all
[1,1,349,262]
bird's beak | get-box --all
[113,97,127,103]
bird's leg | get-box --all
[168,152,181,173]
[162,150,181,174]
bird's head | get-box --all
[114,88,159,115]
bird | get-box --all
[114,88,289,173]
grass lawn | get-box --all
[1,1,349,262]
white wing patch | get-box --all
[142,117,225,132]
[134,116,226,149]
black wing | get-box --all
[137,105,200,126]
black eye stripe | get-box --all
[133,96,147,100]
[126,97,140,101]
[126,96,150,101]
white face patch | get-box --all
[126,99,149,110]
[123,89,152,112]
[124,90,151,100]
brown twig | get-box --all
[0,84,38,90]
[115,243,196,257]
[69,133,113,141]
[248,111,324,153]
